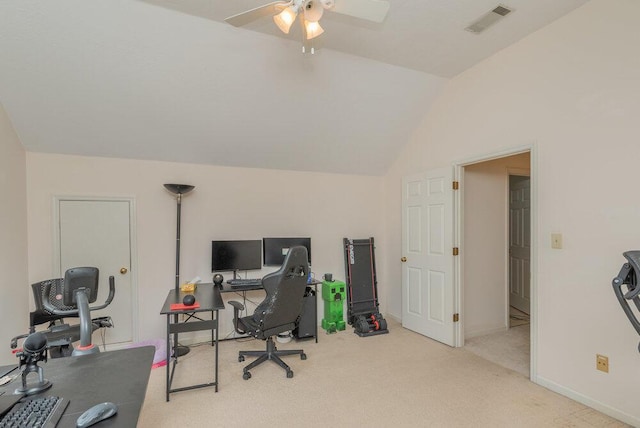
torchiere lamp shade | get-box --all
[164,184,195,195]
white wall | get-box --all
[463,153,530,338]
[0,103,29,365]
[383,0,640,423]
[26,153,385,341]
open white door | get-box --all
[509,175,531,315]
[402,168,456,346]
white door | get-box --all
[509,175,531,314]
[56,198,135,346]
[402,168,456,346]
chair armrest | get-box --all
[228,301,246,334]
[228,301,244,311]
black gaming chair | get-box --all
[230,246,309,380]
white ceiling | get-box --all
[141,0,589,77]
[0,0,588,175]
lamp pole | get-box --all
[164,183,195,357]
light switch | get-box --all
[551,233,563,249]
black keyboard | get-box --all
[0,396,68,428]
[226,278,262,287]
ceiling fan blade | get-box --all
[330,0,390,23]
[225,1,291,27]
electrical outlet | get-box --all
[551,233,563,249]
[596,354,609,373]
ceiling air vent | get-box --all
[465,4,513,34]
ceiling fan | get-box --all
[225,0,390,53]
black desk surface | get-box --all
[219,282,263,292]
[160,283,225,314]
[0,346,154,427]
[219,278,322,293]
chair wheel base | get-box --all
[236,337,305,379]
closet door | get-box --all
[56,197,136,346]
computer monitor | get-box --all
[263,237,311,266]
[211,240,262,274]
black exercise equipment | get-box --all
[612,250,640,352]
[343,237,389,337]
[11,267,115,358]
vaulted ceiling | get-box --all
[0,0,588,175]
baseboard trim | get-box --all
[386,313,401,323]
[536,375,639,426]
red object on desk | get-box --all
[170,302,200,310]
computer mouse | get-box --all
[183,294,195,306]
[76,402,118,428]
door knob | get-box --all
[120,267,128,274]
[401,257,407,262]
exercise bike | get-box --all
[612,251,640,352]
[11,267,115,358]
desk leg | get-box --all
[172,313,180,361]
[214,309,219,392]
[314,284,318,343]
[166,315,170,402]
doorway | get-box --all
[459,151,532,377]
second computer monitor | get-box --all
[263,237,311,266]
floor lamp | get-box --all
[164,183,195,357]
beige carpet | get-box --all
[464,324,530,377]
[138,319,627,427]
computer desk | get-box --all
[0,346,154,427]
[160,283,224,401]
[219,279,321,343]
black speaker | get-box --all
[294,287,316,339]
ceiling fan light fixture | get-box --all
[304,20,324,39]
[274,6,298,34]
[303,0,324,22]
[226,0,391,51]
